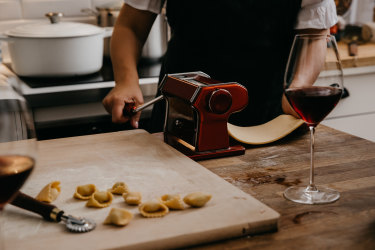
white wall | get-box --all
[1,0,374,24]
[343,0,375,24]
[0,0,167,61]
[0,0,123,20]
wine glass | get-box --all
[283,34,343,204]
[0,93,36,249]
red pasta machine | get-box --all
[124,71,248,160]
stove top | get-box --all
[18,57,161,88]
[5,57,160,109]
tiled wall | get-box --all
[0,0,123,21]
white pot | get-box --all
[0,13,112,77]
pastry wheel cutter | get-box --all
[11,191,96,233]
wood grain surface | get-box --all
[337,42,375,68]
[193,125,375,249]
[2,130,279,250]
[3,125,375,249]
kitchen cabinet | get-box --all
[324,112,375,142]
[322,49,375,142]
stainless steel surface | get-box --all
[81,6,120,27]
[51,207,96,233]
[134,95,164,113]
[62,215,96,233]
[81,4,120,57]
[45,12,63,24]
[11,76,158,107]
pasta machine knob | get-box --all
[208,89,232,114]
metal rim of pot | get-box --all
[5,12,106,39]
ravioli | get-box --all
[139,201,169,218]
[103,208,133,226]
[108,182,129,195]
[86,191,113,208]
[160,194,185,210]
[183,192,212,207]
[35,181,61,203]
[123,191,142,205]
[74,184,97,200]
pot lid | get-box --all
[6,12,104,38]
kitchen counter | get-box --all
[337,41,375,68]
[195,125,375,249]
[4,129,280,249]
[3,125,375,249]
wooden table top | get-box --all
[192,125,375,249]
[338,41,375,68]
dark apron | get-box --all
[150,0,302,132]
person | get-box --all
[102,0,338,133]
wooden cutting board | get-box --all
[3,130,279,250]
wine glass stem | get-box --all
[308,126,317,191]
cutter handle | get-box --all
[10,191,64,222]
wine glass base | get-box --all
[284,186,340,204]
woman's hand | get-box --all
[102,4,156,129]
[102,83,144,128]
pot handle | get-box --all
[81,8,99,16]
[103,27,113,38]
[0,34,12,41]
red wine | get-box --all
[0,155,34,209]
[285,86,342,127]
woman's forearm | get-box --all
[102,4,157,125]
[110,4,157,88]
[282,28,329,117]
[290,29,329,88]
[110,25,141,87]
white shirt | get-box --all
[124,0,337,29]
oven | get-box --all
[5,58,160,140]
